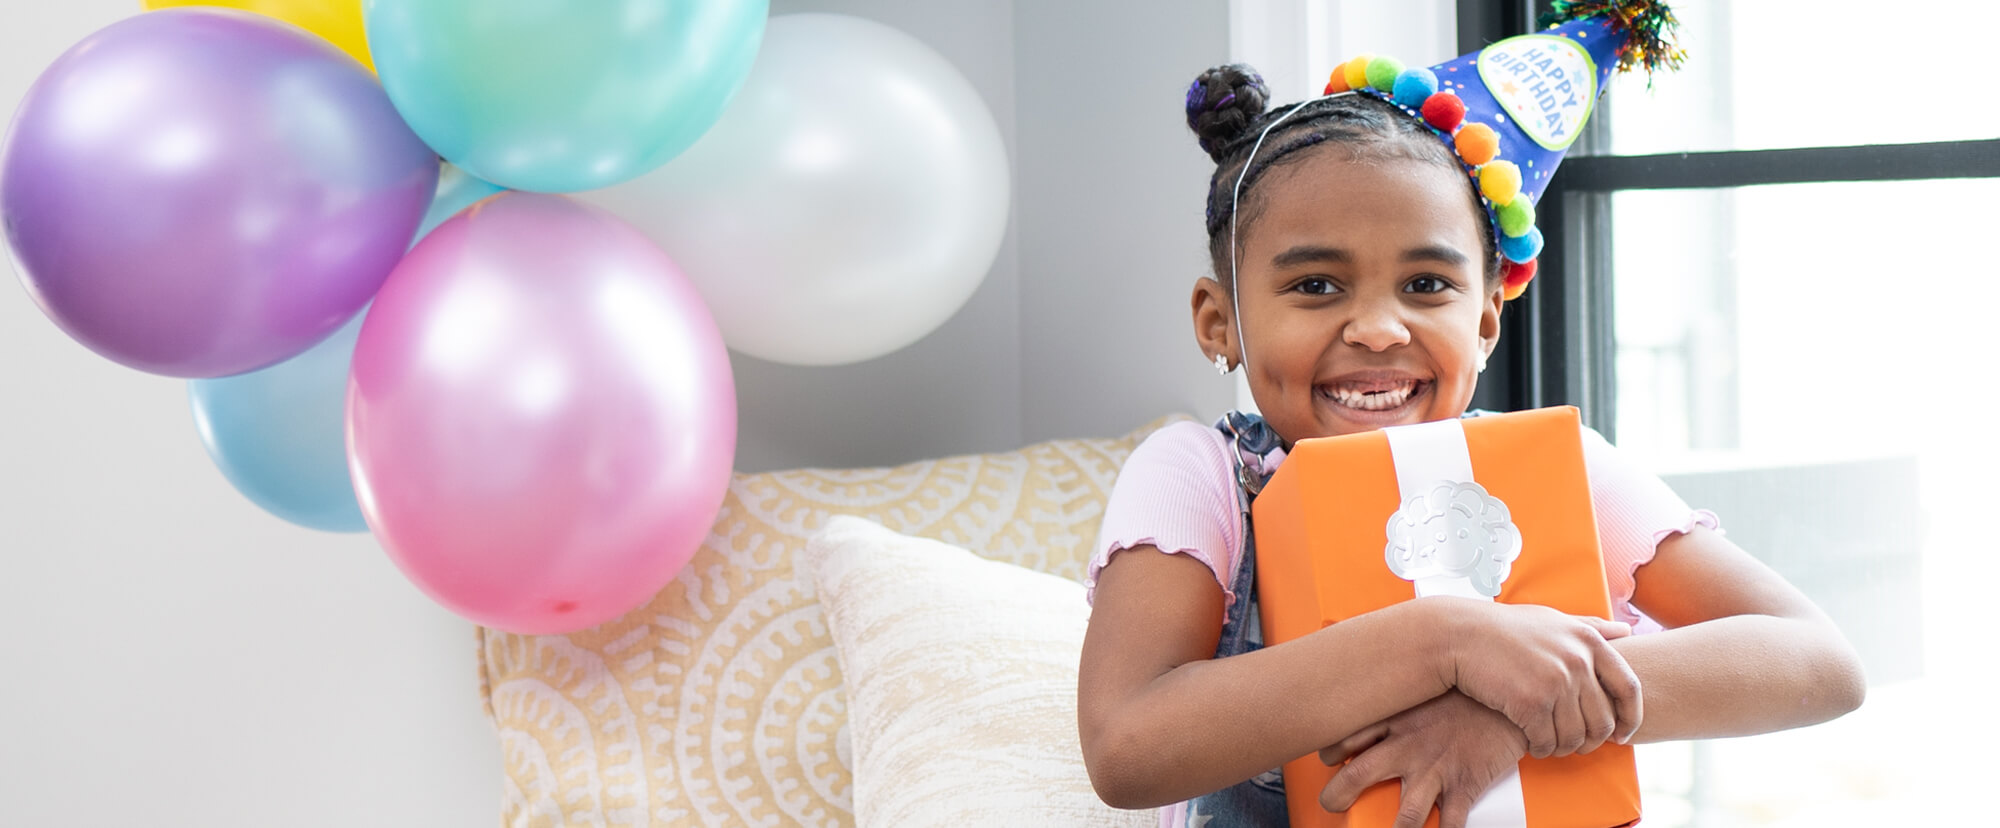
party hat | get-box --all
[1324,1,1684,300]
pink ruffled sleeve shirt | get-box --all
[1085,420,1719,626]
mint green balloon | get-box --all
[364,0,768,193]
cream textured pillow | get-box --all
[804,516,1155,828]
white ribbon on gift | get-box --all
[1382,419,1528,828]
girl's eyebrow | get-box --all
[1269,243,1469,268]
[1269,245,1350,268]
[1402,244,1471,266]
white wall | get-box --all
[2,10,499,828]
[0,1,1234,824]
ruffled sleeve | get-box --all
[1580,426,1722,625]
[1085,421,1243,615]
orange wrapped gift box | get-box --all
[1251,406,1640,828]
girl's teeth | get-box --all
[1326,382,1416,411]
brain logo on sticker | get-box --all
[1384,480,1523,598]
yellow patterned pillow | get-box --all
[477,417,1181,827]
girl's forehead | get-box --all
[1242,155,1483,255]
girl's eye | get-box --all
[1406,275,1451,294]
[1294,277,1336,296]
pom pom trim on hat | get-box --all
[1502,258,1539,289]
[1365,57,1407,93]
[1342,55,1376,90]
[1392,68,1439,107]
[1421,91,1465,131]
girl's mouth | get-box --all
[1317,379,1428,413]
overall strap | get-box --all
[1211,410,1281,659]
[1188,409,1293,822]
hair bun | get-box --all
[1185,64,1270,163]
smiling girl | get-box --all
[1074,23,1866,828]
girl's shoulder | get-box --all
[1575,423,1675,500]
[1118,419,1237,487]
[1091,419,1247,609]
[1135,417,1232,452]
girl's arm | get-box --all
[1309,524,1865,828]
[1615,523,1865,741]
[1078,544,1637,809]
[1310,525,1865,823]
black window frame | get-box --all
[1460,0,2000,441]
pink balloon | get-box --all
[347,193,737,635]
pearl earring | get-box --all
[1477,353,1489,373]
[1215,353,1232,375]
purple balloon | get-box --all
[347,193,738,635]
[1,8,439,378]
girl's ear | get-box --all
[1479,280,1504,360]
[1192,277,1237,365]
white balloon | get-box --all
[582,13,1010,366]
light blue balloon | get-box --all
[364,0,769,193]
[188,164,503,533]
[417,163,506,239]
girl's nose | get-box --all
[1341,299,1412,352]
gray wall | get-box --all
[1014,0,1234,447]
[0,1,1231,825]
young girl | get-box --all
[1075,34,1866,828]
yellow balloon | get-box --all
[142,0,372,71]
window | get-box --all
[1472,1,2000,824]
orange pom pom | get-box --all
[1325,68,1351,95]
[1455,123,1499,166]
[1479,160,1522,206]
[1503,279,1531,301]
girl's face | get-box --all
[1194,149,1503,445]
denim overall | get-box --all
[1180,410,1292,826]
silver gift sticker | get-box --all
[1384,480,1522,597]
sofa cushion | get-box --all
[477,417,1178,827]
[805,516,1154,827]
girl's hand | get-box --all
[1315,690,1527,828]
[1437,598,1643,759]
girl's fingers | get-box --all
[1518,700,1558,760]
[1577,615,1633,640]
[1392,776,1443,828]
[1551,682,1587,757]
[1438,790,1476,828]
[1319,748,1389,814]
[1320,721,1390,767]
[1591,640,1645,743]
[1578,670,1616,753]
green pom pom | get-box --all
[1365,57,1406,93]
[1497,197,1537,237]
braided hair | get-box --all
[1185,64,1501,291]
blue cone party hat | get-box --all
[1326,0,1684,299]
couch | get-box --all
[476,416,1181,826]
